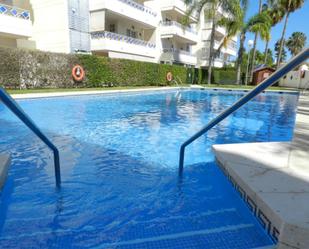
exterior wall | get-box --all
[68,0,90,53]
[279,70,309,89]
[89,0,158,28]
[193,4,237,68]
[29,0,71,53]
[1,0,238,66]
[0,0,33,49]
[253,68,275,85]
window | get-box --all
[109,24,116,33]
[126,29,137,38]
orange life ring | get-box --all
[166,72,173,82]
[72,65,85,82]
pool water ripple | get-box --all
[0,90,298,248]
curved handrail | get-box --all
[179,47,309,175]
[0,87,61,188]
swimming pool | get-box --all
[0,89,298,248]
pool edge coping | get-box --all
[10,86,299,100]
[212,92,309,249]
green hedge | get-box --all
[0,47,79,89]
[213,69,237,85]
[78,55,188,87]
[1,47,237,89]
[0,47,189,89]
[194,68,237,85]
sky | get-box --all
[244,0,309,59]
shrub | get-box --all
[78,55,188,87]
[213,69,237,85]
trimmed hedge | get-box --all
[77,55,187,87]
[0,48,79,89]
[0,47,236,89]
[0,47,188,89]
[195,68,237,85]
[213,69,237,85]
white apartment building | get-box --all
[0,0,237,68]
[0,0,33,49]
[0,0,90,53]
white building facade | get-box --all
[0,0,237,68]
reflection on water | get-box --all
[0,90,298,248]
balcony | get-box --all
[160,0,198,22]
[91,31,156,58]
[0,3,32,38]
[89,0,157,28]
[161,48,197,65]
[214,40,237,57]
[160,21,198,44]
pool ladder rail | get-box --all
[179,47,309,175]
[0,88,61,188]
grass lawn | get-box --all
[6,84,296,94]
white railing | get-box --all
[118,0,157,17]
[162,48,197,64]
[161,21,197,34]
[162,0,198,19]
[91,31,156,49]
[163,48,193,56]
[227,41,237,50]
[0,3,30,20]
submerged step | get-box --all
[0,154,10,190]
[212,94,309,249]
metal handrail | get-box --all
[179,48,309,175]
[0,87,61,188]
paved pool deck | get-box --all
[10,87,183,99]
[10,86,298,100]
[213,93,309,249]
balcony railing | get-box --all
[162,48,196,65]
[91,31,156,49]
[0,3,30,20]
[163,48,193,56]
[161,21,197,34]
[227,41,237,50]
[118,0,157,17]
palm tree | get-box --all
[184,0,243,85]
[286,32,307,56]
[262,4,285,64]
[274,39,287,63]
[269,0,305,68]
[249,0,263,82]
[235,12,272,84]
[264,48,274,65]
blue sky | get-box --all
[244,0,309,59]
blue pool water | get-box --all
[0,89,298,248]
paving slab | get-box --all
[0,154,11,190]
[213,94,309,249]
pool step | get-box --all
[0,208,273,248]
[0,222,272,249]
[0,154,10,190]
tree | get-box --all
[275,39,287,63]
[286,32,307,56]
[268,0,305,68]
[235,12,272,84]
[262,4,285,64]
[264,48,274,66]
[184,0,243,85]
[249,0,263,82]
